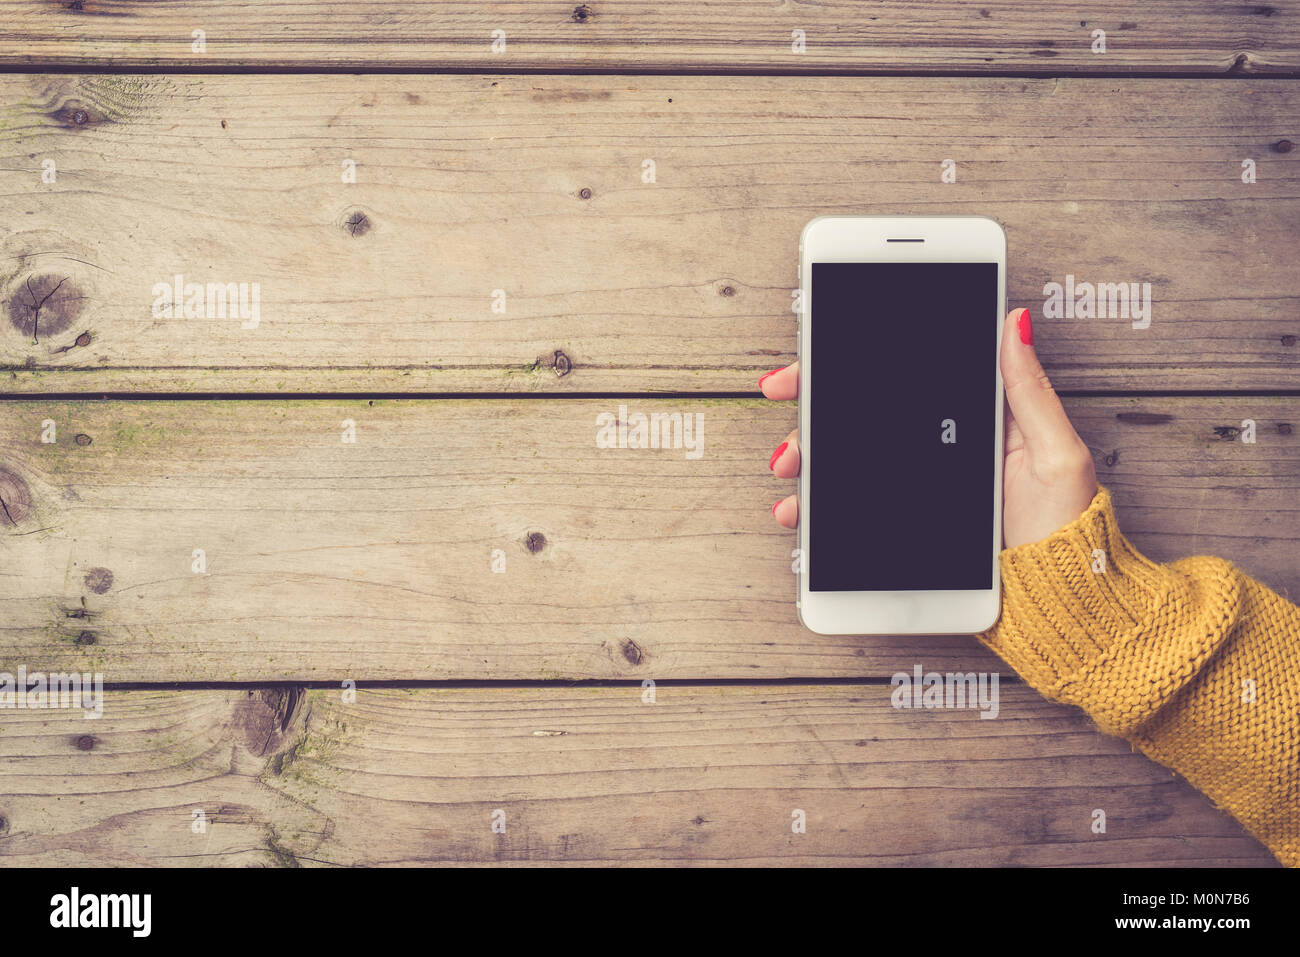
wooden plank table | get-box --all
[2,1,1299,73]
[2,75,1297,393]
[0,397,1295,682]
[0,4,1295,866]
[0,687,1276,866]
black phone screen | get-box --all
[808,261,999,591]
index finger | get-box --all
[758,361,800,400]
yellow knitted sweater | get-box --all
[977,484,1299,866]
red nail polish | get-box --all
[757,368,782,388]
[772,500,781,516]
[769,441,789,471]
[1017,308,1033,345]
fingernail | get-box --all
[768,441,789,471]
[772,500,781,516]
[757,368,782,388]
[1017,307,1033,345]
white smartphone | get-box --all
[797,215,1006,636]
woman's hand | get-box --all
[760,308,1099,550]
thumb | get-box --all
[1000,308,1079,459]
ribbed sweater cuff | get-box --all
[977,485,1244,736]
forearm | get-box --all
[978,484,1300,865]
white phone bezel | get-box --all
[796,215,1006,636]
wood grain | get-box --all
[0,685,1277,866]
[1,1,1298,74]
[1,75,1297,394]
[0,396,1293,682]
